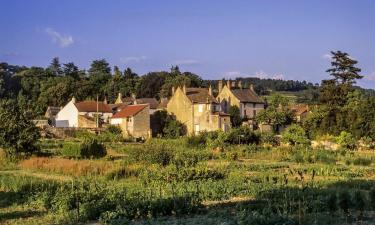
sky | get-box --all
[1,0,375,89]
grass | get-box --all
[1,138,375,224]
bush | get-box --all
[260,132,280,146]
[61,139,106,159]
[337,131,357,150]
[106,125,122,135]
[225,126,261,145]
[282,124,310,146]
[163,120,186,138]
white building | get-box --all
[55,97,113,128]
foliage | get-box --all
[225,126,261,145]
[228,105,242,127]
[0,99,40,159]
[106,125,122,135]
[336,131,356,150]
[256,94,294,132]
[163,119,186,138]
[61,139,106,159]
[282,124,310,146]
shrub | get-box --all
[225,126,261,145]
[281,124,310,146]
[337,131,357,150]
[106,125,123,135]
[345,157,372,166]
[163,120,186,138]
[260,132,280,146]
[61,139,106,159]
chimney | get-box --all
[131,93,136,101]
[183,84,186,94]
[116,93,122,103]
[172,86,175,95]
[232,80,236,88]
[103,96,108,104]
[71,96,76,103]
[238,80,243,89]
[250,84,254,92]
[208,84,213,96]
[218,80,223,94]
[227,80,231,90]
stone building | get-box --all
[216,80,265,120]
[110,104,151,138]
[55,97,113,128]
[167,85,231,135]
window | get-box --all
[127,117,132,122]
[244,109,247,116]
[198,104,203,112]
[253,103,256,108]
[253,110,257,117]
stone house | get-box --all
[55,97,113,128]
[167,85,231,135]
[110,104,151,138]
[216,80,265,120]
[114,93,159,114]
[290,104,310,123]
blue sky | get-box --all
[1,0,375,88]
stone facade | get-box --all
[167,86,231,135]
[216,80,265,119]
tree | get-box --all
[228,105,242,127]
[63,62,79,79]
[48,57,62,76]
[336,131,356,150]
[327,51,362,85]
[0,99,40,159]
[281,124,310,146]
[163,119,186,138]
[256,94,294,132]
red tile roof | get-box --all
[74,101,112,113]
[112,104,148,118]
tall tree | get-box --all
[63,62,79,79]
[48,57,63,76]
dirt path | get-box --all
[0,170,73,182]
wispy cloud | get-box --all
[120,56,147,64]
[45,28,74,47]
[223,71,243,78]
[322,53,332,60]
[255,70,284,80]
[365,71,375,81]
[172,59,199,66]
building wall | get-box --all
[216,86,241,113]
[55,101,78,127]
[241,103,265,118]
[167,88,194,134]
[132,106,150,138]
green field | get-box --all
[1,136,375,225]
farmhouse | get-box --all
[290,104,310,122]
[110,104,151,138]
[55,97,113,128]
[216,80,265,120]
[167,85,231,135]
[114,93,158,114]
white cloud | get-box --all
[272,74,284,80]
[45,28,74,47]
[365,71,375,81]
[120,56,147,64]
[322,53,332,60]
[172,59,199,66]
[255,70,268,79]
[223,71,243,78]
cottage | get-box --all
[44,106,61,126]
[110,104,151,138]
[167,85,231,135]
[114,93,158,114]
[216,80,265,120]
[290,104,310,122]
[55,97,113,128]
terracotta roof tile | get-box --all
[74,101,112,113]
[112,104,148,118]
